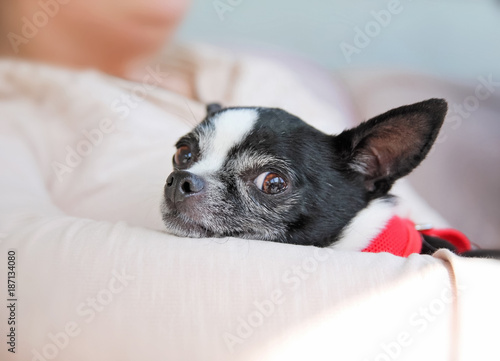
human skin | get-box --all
[0,0,190,78]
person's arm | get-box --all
[2,52,498,360]
[0,118,468,361]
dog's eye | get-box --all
[173,145,193,168]
[254,172,288,194]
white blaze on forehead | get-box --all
[189,109,258,175]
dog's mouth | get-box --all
[161,202,273,241]
[161,206,217,238]
[161,183,289,241]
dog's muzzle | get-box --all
[164,170,206,209]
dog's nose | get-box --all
[164,170,205,204]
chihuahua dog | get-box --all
[161,99,495,257]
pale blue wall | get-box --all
[177,0,500,81]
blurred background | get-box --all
[177,0,500,248]
[177,0,500,82]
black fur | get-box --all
[231,107,368,246]
[162,99,498,257]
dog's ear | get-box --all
[206,103,223,117]
[334,98,447,198]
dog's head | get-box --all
[161,99,447,247]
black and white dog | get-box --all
[161,99,495,257]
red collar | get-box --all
[361,216,471,257]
